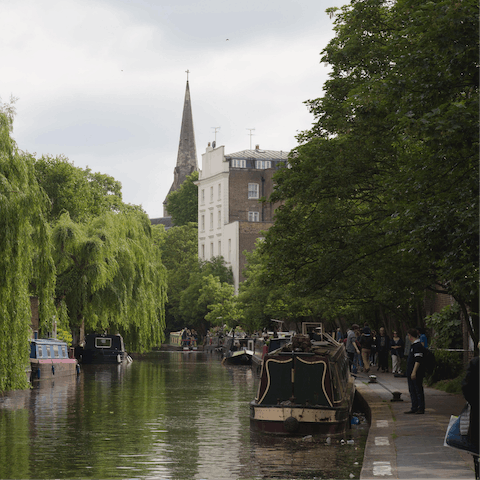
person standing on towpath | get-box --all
[404,328,425,415]
[360,326,373,373]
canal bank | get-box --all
[355,370,475,479]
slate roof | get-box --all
[150,216,173,229]
[225,149,289,161]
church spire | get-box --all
[164,75,198,215]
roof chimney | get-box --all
[255,144,260,150]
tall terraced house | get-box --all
[197,144,287,293]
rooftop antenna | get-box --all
[246,128,255,150]
[185,69,190,81]
[212,127,220,143]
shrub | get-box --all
[426,349,463,384]
[425,304,463,349]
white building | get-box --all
[197,143,288,293]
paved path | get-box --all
[355,370,476,479]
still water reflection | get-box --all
[0,352,365,479]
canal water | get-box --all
[0,351,367,479]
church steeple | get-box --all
[163,76,198,215]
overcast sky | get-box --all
[2,0,345,218]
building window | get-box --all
[256,160,271,169]
[217,210,221,228]
[218,240,221,256]
[218,183,221,199]
[232,159,246,168]
[201,189,205,203]
[210,212,213,230]
[210,186,214,202]
[228,239,231,262]
[201,215,205,231]
[201,244,205,259]
[248,183,259,199]
[210,242,214,257]
[248,211,260,222]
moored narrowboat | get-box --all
[77,334,131,364]
[250,324,355,436]
[30,338,80,381]
[222,336,254,365]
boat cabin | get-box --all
[77,334,129,364]
[30,339,70,360]
[29,338,79,381]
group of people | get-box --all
[342,323,478,475]
[342,324,428,376]
[343,325,427,413]
[181,328,198,347]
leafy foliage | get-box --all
[425,304,462,349]
[52,210,167,351]
[165,171,199,226]
[30,153,168,352]
[427,350,464,385]
[158,223,199,331]
[34,155,124,222]
[0,100,55,391]
[178,257,234,333]
[260,0,478,340]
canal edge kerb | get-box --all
[356,382,399,479]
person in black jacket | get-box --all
[376,327,390,372]
[404,328,425,414]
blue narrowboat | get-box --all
[77,334,131,364]
[30,338,80,381]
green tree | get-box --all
[32,155,167,350]
[178,257,234,334]
[165,171,199,226]
[158,223,199,332]
[263,0,478,342]
[52,210,167,351]
[0,100,55,391]
[204,278,244,330]
[34,155,123,222]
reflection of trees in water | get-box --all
[0,400,30,478]
[0,353,365,479]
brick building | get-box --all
[196,144,287,292]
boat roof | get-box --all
[30,338,68,346]
[267,334,343,358]
[85,333,123,338]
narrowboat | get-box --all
[251,332,293,368]
[222,336,254,365]
[30,338,80,381]
[250,324,355,436]
[77,334,132,364]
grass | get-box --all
[429,373,464,394]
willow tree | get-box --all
[0,101,55,391]
[52,209,167,352]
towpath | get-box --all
[356,370,475,479]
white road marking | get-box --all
[376,420,389,427]
[375,436,390,446]
[373,461,392,476]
